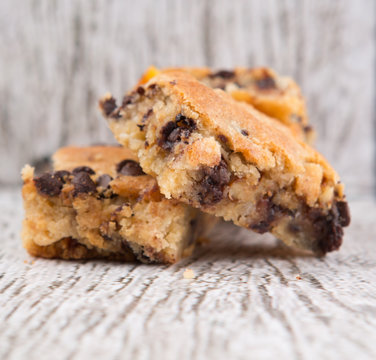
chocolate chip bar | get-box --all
[100,70,350,255]
[138,66,314,143]
[22,146,211,264]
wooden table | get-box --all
[1,189,375,360]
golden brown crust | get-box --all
[22,146,207,264]
[53,146,138,177]
[138,66,313,143]
[152,71,336,187]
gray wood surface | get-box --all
[1,190,376,360]
[1,2,375,359]
[0,0,374,199]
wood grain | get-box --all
[1,189,376,360]
[0,0,374,199]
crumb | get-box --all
[24,260,28,264]
[183,268,195,279]
[296,275,302,280]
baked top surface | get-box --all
[142,71,335,181]
[138,66,313,142]
[21,146,202,263]
[53,145,138,177]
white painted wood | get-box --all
[1,189,376,360]
[0,0,374,199]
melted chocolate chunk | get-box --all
[72,166,95,175]
[158,114,197,151]
[34,173,63,197]
[198,159,231,205]
[96,174,113,189]
[249,199,291,234]
[241,129,249,136]
[116,159,145,176]
[101,97,117,116]
[306,200,350,253]
[247,196,350,254]
[209,70,235,79]
[65,237,79,250]
[137,86,145,96]
[336,201,351,227]
[72,172,97,196]
[137,124,145,131]
[255,75,276,90]
[218,134,228,144]
[54,170,71,183]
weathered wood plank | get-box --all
[1,189,376,360]
[0,0,374,198]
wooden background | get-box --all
[1,1,376,359]
[0,0,374,200]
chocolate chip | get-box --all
[249,199,292,234]
[147,83,160,97]
[116,159,145,176]
[101,97,117,116]
[65,237,79,250]
[335,201,351,227]
[142,109,153,122]
[96,174,113,189]
[72,166,95,175]
[198,159,231,205]
[315,213,344,254]
[218,134,228,143]
[158,114,197,151]
[303,125,313,134]
[137,86,145,96]
[72,172,97,196]
[137,109,153,131]
[122,94,134,107]
[131,245,165,264]
[34,173,63,197]
[241,129,249,136]
[54,170,71,183]
[169,80,177,85]
[209,70,235,79]
[255,76,276,90]
[249,221,271,234]
[305,201,350,253]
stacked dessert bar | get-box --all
[22,67,350,264]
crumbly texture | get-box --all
[138,66,314,143]
[22,146,211,264]
[100,71,350,255]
